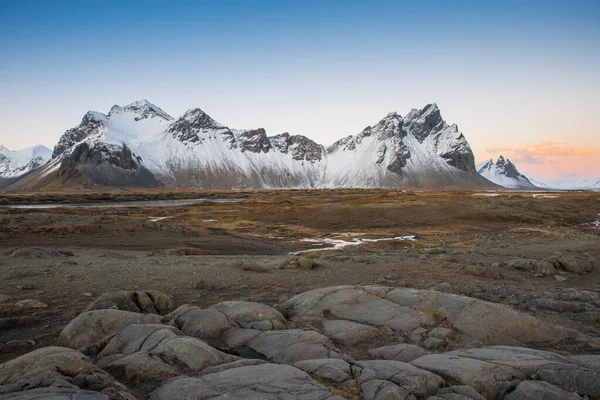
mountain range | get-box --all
[3,100,596,191]
[3,100,494,190]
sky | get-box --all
[0,0,599,181]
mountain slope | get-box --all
[0,144,52,187]
[477,156,536,189]
[9,100,495,190]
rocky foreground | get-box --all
[0,286,598,400]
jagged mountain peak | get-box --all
[477,156,536,189]
[495,156,520,174]
[180,108,223,128]
[404,103,445,142]
[109,99,173,121]
[167,108,227,144]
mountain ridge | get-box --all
[6,100,495,190]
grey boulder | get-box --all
[59,309,161,351]
[279,286,435,333]
[96,324,238,388]
[410,353,523,399]
[0,347,134,400]
[209,300,286,330]
[322,320,380,346]
[280,286,581,346]
[361,379,409,400]
[0,387,109,400]
[446,347,600,397]
[149,363,344,399]
[84,290,174,315]
[162,305,238,344]
[294,358,353,383]
[367,344,429,363]
[356,360,444,398]
[225,328,340,364]
[436,385,486,400]
[504,380,583,400]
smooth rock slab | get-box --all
[322,320,380,346]
[385,287,580,345]
[59,309,161,351]
[149,363,344,400]
[361,379,409,400]
[279,286,435,332]
[0,347,134,399]
[163,305,238,344]
[280,286,581,345]
[410,353,524,399]
[84,290,174,315]
[96,324,238,388]
[367,344,429,363]
[356,360,444,398]
[209,301,286,330]
[294,358,353,383]
[437,385,486,400]
[504,380,583,400]
[0,387,109,400]
[225,329,340,364]
[445,346,600,397]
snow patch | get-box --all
[149,216,171,222]
[291,234,417,255]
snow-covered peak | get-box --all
[0,144,52,179]
[166,108,227,144]
[180,108,223,128]
[109,99,173,121]
[477,156,536,189]
[0,144,52,160]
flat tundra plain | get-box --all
[0,189,599,399]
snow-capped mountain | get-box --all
[9,100,494,189]
[477,156,536,189]
[0,144,52,187]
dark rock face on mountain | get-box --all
[52,112,107,159]
[236,128,270,153]
[167,108,222,143]
[477,156,536,189]
[9,100,496,190]
[270,133,324,162]
[56,142,158,187]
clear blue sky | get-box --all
[1,0,599,179]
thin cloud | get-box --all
[485,141,600,165]
[486,141,599,158]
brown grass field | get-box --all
[0,188,599,362]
